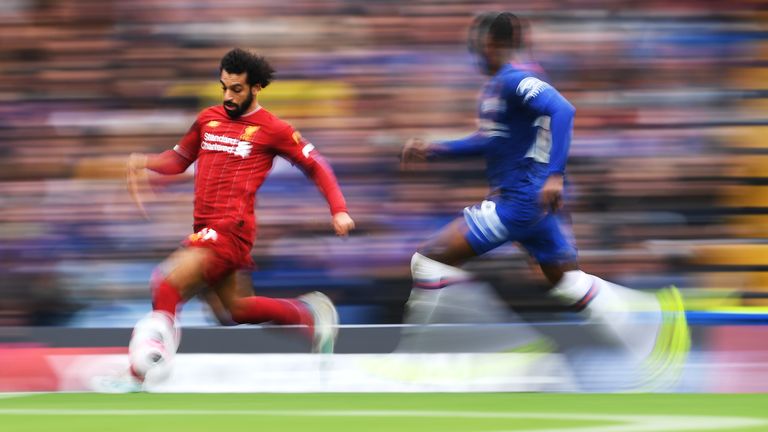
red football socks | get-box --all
[230,297,311,326]
[151,278,183,318]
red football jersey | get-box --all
[171,105,347,244]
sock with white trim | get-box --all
[549,270,661,358]
[404,252,475,324]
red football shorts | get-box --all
[183,224,254,284]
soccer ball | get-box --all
[128,312,180,384]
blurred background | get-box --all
[1,0,767,328]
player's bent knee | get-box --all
[229,309,246,324]
[227,299,253,324]
[410,252,466,275]
[410,252,471,288]
[157,248,212,294]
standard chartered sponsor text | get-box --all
[201,133,252,157]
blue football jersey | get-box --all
[430,62,575,208]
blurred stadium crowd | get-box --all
[0,0,766,326]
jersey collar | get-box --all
[241,105,262,118]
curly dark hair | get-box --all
[219,48,275,88]
[468,12,526,53]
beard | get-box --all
[223,92,254,119]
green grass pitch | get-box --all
[1,393,767,432]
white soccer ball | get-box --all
[128,312,179,383]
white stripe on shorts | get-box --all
[463,200,509,244]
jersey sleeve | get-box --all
[507,73,575,175]
[145,116,200,175]
[145,150,193,175]
[273,125,348,215]
[428,133,491,160]
[172,117,202,162]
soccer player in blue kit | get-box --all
[400,12,689,387]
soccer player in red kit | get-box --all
[119,48,354,389]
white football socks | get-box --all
[405,253,473,324]
[550,270,661,358]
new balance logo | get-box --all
[301,143,315,158]
[516,77,550,104]
[188,227,218,243]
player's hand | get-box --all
[400,137,431,170]
[539,174,564,213]
[126,153,152,220]
[332,212,355,237]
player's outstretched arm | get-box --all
[126,153,152,220]
[276,126,353,237]
[401,134,489,170]
[513,77,576,213]
[125,150,194,219]
[400,137,431,169]
[332,211,355,237]
[293,154,352,236]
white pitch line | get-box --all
[0,393,38,400]
[0,409,765,431]
[489,413,768,432]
